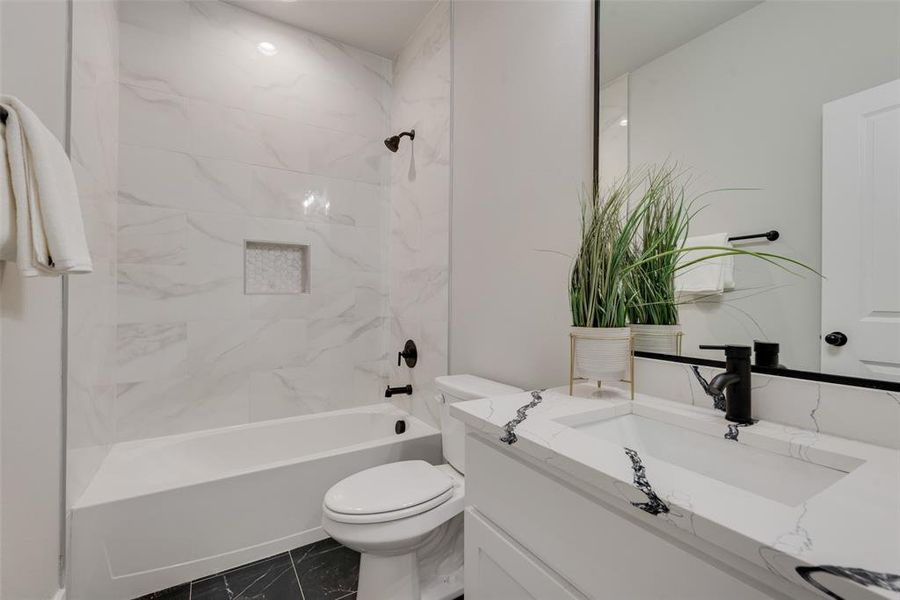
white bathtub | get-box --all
[68,403,441,600]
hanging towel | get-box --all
[675,233,735,296]
[0,95,92,276]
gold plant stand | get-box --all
[632,329,684,356]
[568,332,635,400]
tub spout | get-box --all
[385,384,413,398]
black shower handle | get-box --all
[397,339,418,368]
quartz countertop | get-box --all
[451,384,900,600]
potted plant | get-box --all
[569,178,641,383]
[627,166,690,354]
[625,165,818,354]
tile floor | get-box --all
[136,538,359,600]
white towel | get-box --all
[675,233,735,296]
[0,95,92,276]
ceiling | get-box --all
[228,0,438,59]
[600,0,763,84]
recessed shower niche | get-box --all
[244,240,311,295]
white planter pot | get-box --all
[631,324,683,355]
[570,326,632,382]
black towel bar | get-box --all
[728,230,779,242]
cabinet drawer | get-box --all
[466,434,776,600]
[465,507,587,600]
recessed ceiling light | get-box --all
[619,118,628,127]
[257,42,278,56]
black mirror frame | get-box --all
[591,0,900,393]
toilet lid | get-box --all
[324,460,453,516]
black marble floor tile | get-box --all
[290,540,360,600]
[190,552,302,600]
[138,584,191,600]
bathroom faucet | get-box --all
[693,345,753,424]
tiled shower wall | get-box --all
[114,1,391,441]
[387,1,452,427]
[68,0,119,506]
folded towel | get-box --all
[0,95,92,276]
[675,233,735,296]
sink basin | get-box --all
[568,414,859,506]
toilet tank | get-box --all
[435,375,523,474]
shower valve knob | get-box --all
[398,339,418,368]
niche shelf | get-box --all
[244,241,310,295]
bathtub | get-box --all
[68,403,441,600]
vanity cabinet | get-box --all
[463,433,804,600]
[465,508,587,600]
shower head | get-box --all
[384,129,415,152]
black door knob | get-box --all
[824,331,848,347]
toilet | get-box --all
[321,375,522,600]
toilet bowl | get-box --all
[321,375,522,600]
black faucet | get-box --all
[694,345,753,424]
[384,384,413,398]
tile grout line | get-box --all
[289,549,307,600]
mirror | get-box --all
[597,0,900,384]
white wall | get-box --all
[388,1,451,427]
[625,1,900,370]
[450,0,593,389]
[0,1,69,597]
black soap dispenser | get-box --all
[754,341,781,368]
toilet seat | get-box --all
[323,460,453,524]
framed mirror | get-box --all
[595,0,900,390]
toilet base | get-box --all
[358,552,420,600]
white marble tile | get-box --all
[116,322,188,382]
[118,144,194,209]
[118,205,187,265]
[115,372,249,441]
[251,61,388,140]
[113,0,396,440]
[70,80,118,197]
[69,0,119,505]
[248,363,358,422]
[186,319,309,374]
[118,0,190,39]
[226,111,385,183]
[117,263,241,323]
[119,22,193,96]
[187,99,247,163]
[188,41,257,108]
[118,84,190,152]
[386,0,451,433]
[250,166,383,227]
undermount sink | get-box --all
[567,414,860,506]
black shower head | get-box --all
[384,129,415,152]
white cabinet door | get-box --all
[821,78,900,381]
[465,508,587,600]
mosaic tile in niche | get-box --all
[244,241,310,295]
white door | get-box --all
[821,79,900,381]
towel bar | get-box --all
[728,230,779,242]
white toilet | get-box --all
[321,375,522,600]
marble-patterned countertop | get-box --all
[451,384,900,600]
